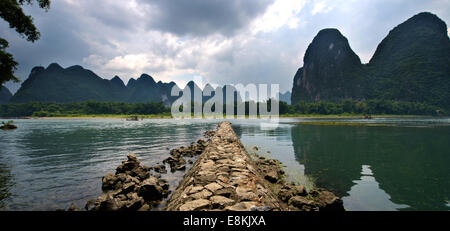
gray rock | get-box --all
[85,199,98,211]
[137,177,164,201]
[288,196,316,211]
[102,173,117,191]
[264,170,279,183]
[153,165,167,174]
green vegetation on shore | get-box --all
[292,121,394,127]
[0,101,170,117]
[0,99,445,118]
[280,100,444,116]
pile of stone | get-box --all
[0,121,18,130]
[163,139,207,172]
[80,122,344,211]
[203,130,215,138]
[253,155,344,211]
[165,122,344,211]
[85,154,170,211]
[253,157,286,183]
[283,186,344,211]
[165,122,284,211]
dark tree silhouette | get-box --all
[0,0,50,86]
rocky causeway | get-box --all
[80,121,344,211]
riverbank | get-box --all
[291,121,394,127]
[1,114,431,120]
[280,114,430,118]
[0,114,172,119]
[81,122,344,211]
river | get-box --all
[0,117,449,210]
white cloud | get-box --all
[311,1,333,15]
[251,0,307,33]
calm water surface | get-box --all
[0,117,449,211]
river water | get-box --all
[0,117,449,211]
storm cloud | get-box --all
[140,0,274,36]
[1,0,449,94]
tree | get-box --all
[0,0,50,86]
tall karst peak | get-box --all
[136,74,156,85]
[398,12,447,34]
[369,12,449,66]
[291,12,450,109]
[291,28,364,104]
[110,76,126,88]
[66,65,84,71]
[46,63,64,72]
[304,28,362,69]
[127,78,137,88]
[367,12,450,107]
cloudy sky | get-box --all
[1,0,449,93]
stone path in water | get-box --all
[165,121,284,211]
[82,121,344,211]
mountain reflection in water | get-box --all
[0,118,449,210]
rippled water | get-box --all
[0,117,449,211]
[0,119,217,210]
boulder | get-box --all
[122,193,144,210]
[153,165,167,174]
[102,173,118,191]
[0,124,18,130]
[131,166,150,180]
[288,196,316,211]
[137,177,164,201]
[264,170,279,183]
[294,185,307,196]
[116,154,141,174]
[67,203,80,211]
[122,182,137,194]
[163,156,186,172]
[313,190,345,211]
[158,179,170,190]
[85,199,97,211]
[99,194,122,211]
[278,188,295,202]
[127,153,139,162]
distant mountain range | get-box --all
[280,91,291,104]
[4,63,248,105]
[4,12,445,108]
[291,12,450,109]
[8,63,178,104]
